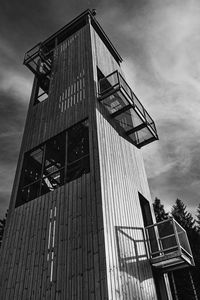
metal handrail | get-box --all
[180,246,193,259]
[145,217,173,229]
[148,246,179,256]
[24,43,41,64]
[98,70,157,135]
[145,218,193,259]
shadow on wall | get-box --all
[115,226,152,283]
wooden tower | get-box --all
[0,10,194,300]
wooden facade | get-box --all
[0,10,172,299]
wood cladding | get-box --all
[0,174,108,299]
[91,25,158,299]
[96,108,157,300]
[1,23,108,299]
[23,25,90,153]
[0,19,159,300]
[10,24,94,212]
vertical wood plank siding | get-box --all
[0,23,108,300]
[0,174,108,299]
[24,26,88,152]
[0,19,158,300]
[90,26,158,299]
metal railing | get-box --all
[24,43,53,76]
[145,218,194,264]
[98,70,157,136]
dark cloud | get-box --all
[0,133,22,165]
[0,92,25,216]
[0,92,27,134]
[0,1,54,51]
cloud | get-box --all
[0,93,24,217]
[99,1,200,216]
[0,0,199,219]
[0,90,25,218]
[0,37,17,61]
[0,90,27,130]
[0,164,16,218]
[0,35,33,103]
[0,69,32,102]
[0,131,22,164]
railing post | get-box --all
[183,227,195,265]
[117,70,120,89]
[143,227,150,260]
[131,91,135,108]
[98,79,101,97]
[143,107,146,122]
[189,271,198,300]
[172,219,181,254]
[145,227,151,258]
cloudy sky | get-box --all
[0,0,200,219]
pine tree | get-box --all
[171,199,200,299]
[171,198,195,231]
[196,204,200,233]
[153,197,168,222]
[0,212,7,248]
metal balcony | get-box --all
[24,43,52,77]
[98,70,158,148]
[24,43,53,95]
[145,218,194,271]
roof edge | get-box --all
[41,9,122,64]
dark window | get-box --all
[16,120,90,207]
[97,67,113,96]
[138,192,153,227]
[41,132,65,194]
[34,53,53,104]
[16,132,65,207]
[139,192,159,256]
[97,67,105,82]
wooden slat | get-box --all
[13,203,31,299]
[40,192,52,299]
[5,206,24,300]
[90,23,158,299]
[0,17,160,300]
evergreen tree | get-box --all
[0,212,7,248]
[153,197,168,222]
[171,198,195,230]
[171,199,200,299]
[196,204,200,233]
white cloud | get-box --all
[0,69,32,102]
[0,164,15,194]
[108,1,200,216]
[0,36,32,102]
[0,37,16,59]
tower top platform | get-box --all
[24,9,122,67]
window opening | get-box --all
[138,192,158,254]
[41,133,65,194]
[97,67,105,81]
[16,132,66,207]
[138,192,153,227]
[97,67,114,97]
[16,119,90,207]
[34,51,53,104]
